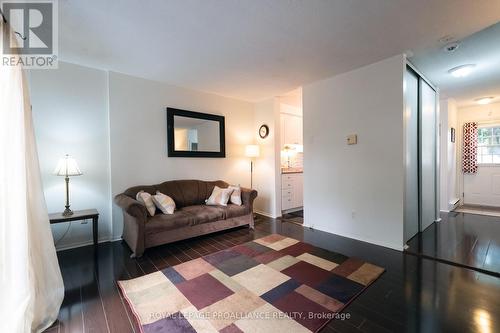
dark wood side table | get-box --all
[49,209,99,247]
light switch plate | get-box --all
[347,134,357,145]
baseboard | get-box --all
[306,224,404,252]
[55,237,113,251]
[254,210,278,218]
[282,207,303,214]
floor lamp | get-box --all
[245,145,260,188]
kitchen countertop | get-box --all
[281,168,303,174]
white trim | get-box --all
[105,70,114,239]
[254,210,278,218]
[55,236,122,251]
[406,60,438,91]
[306,224,405,252]
[282,207,303,214]
[55,238,108,251]
[477,122,500,127]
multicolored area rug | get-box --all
[118,234,384,333]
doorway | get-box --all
[278,88,304,225]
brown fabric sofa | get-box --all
[114,180,258,257]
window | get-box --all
[477,126,500,164]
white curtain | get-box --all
[0,20,64,332]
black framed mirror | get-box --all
[167,108,226,157]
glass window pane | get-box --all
[493,155,500,164]
[493,127,500,136]
[485,146,500,155]
[478,128,489,137]
[484,128,492,136]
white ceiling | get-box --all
[59,0,500,102]
[411,22,500,108]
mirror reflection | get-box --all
[173,116,221,152]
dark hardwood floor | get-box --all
[406,211,500,276]
[45,214,500,333]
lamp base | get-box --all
[62,207,74,217]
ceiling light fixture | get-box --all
[448,64,476,78]
[475,97,495,105]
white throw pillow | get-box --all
[228,185,242,206]
[136,191,156,217]
[206,186,234,206]
[152,191,176,214]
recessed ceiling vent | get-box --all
[444,42,460,53]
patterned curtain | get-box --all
[463,122,478,173]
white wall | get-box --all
[108,72,255,239]
[253,98,281,217]
[303,55,406,250]
[30,62,112,250]
[458,102,500,206]
[439,99,458,211]
[30,63,258,248]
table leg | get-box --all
[93,216,98,247]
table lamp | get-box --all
[53,154,83,216]
[245,145,260,188]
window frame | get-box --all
[477,124,500,166]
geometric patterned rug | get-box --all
[118,234,384,333]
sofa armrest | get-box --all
[114,193,148,219]
[114,193,148,257]
[240,187,258,208]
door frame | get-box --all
[404,61,440,242]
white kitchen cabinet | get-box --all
[281,173,303,211]
[281,113,303,146]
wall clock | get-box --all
[259,124,269,139]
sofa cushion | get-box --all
[180,205,225,225]
[145,211,194,234]
[228,185,242,206]
[219,204,249,219]
[136,190,156,216]
[152,191,176,214]
[206,186,233,206]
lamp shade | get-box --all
[53,155,83,176]
[245,145,260,158]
